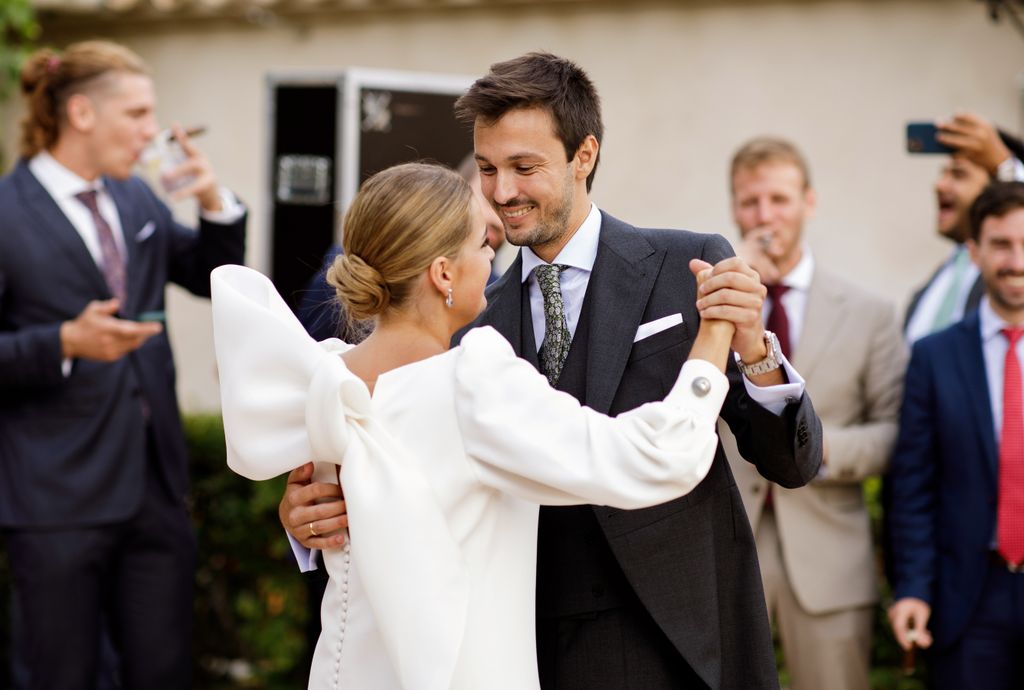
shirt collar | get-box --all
[28,151,104,202]
[520,203,601,282]
[980,297,1014,343]
[948,243,969,265]
[779,245,814,291]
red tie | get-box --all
[999,327,1024,567]
[765,284,791,358]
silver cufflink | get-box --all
[692,377,711,397]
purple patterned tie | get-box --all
[75,190,126,303]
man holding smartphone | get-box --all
[905,112,1024,344]
[0,41,245,689]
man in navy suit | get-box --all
[0,41,245,689]
[889,181,1024,689]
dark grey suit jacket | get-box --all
[0,160,246,528]
[464,212,822,689]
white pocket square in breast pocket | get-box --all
[634,313,683,343]
[135,221,156,243]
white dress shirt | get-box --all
[29,152,131,264]
[979,297,1024,440]
[764,246,814,353]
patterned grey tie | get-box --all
[535,263,572,387]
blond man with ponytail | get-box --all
[211,161,737,689]
[0,40,245,689]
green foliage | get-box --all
[0,0,38,100]
[185,414,309,689]
[0,0,38,170]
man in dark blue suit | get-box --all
[889,181,1024,689]
[0,41,245,689]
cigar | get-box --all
[902,629,919,676]
[902,643,916,676]
[168,126,206,142]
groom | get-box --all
[282,52,822,688]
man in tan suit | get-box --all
[724,137,907,690]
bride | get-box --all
[211,162,735,690]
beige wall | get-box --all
[7,0,1021,410]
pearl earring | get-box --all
[445,287,453,309]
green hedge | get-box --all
[185,414,309,689]
[0,416,928,688]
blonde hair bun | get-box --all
[328,162,474,324]
[327,253,391,322]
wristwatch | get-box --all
[737,331,783,377]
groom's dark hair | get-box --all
[454,51,603,192]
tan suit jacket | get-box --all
[724,267,906,615]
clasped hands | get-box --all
[280,255,773,549]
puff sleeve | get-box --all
[454,326,727,508]
[211,265,469,690]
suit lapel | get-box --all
[904,263,943,331]
[952,313,998,482]
[479,252,526,358]
[790,268,844,381]
[583,214,661,414]
[106,178,145,314]
[13,162,111,299]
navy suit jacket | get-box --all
[297,244,344,341]
[890,309,997,650]
[0,160,245,528]
[463,212,823,689]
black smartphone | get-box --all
[906,122,955,154]
[135,310,166,323]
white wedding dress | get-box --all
[210,265,728,690]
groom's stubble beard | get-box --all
[501,164,576,250]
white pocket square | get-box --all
[634,313,683,343]
[135,221,156,242]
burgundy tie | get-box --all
[765,284,791,358]
[75,190,127,304]
[999,327,1024,567]
[761,284,792,512]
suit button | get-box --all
[692,377,711,397]
[592,584,605,598]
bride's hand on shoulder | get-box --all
[279,462,349,549]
